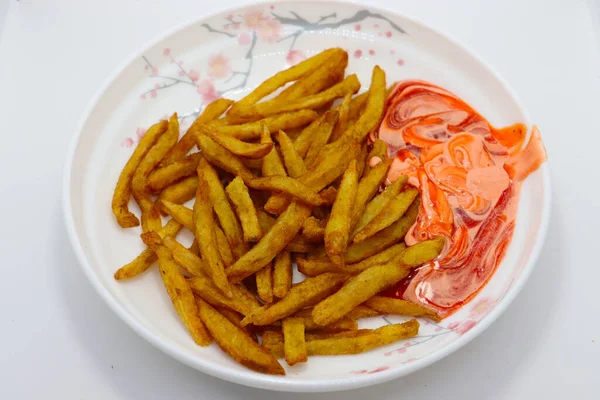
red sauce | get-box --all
[372,80,547,319]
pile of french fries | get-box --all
[111,48,445,375]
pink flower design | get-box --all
[144,65,149,71]
[447,321,460,330]
[140,93,147,100]
[435,327,442,332]
[188,69,200,82]
[238,32,251,45]
[286,50,306,66]
[397,59,405,66]
[256,18,281,43]
[150,90,157,99]
[163,48,171,56]
[385,31,392,38]
[354,49,362,58]
[136,128,147,141]
[351,367,390,374]
[151,67,158,77]
[374,23,380,28]
[232,23,240,30]
[197,80,221,104]
[355,24,361,31]
[455,320,477,335]
[208,53,232,79]
[390,49,396,55]
[121,137,134,148]
[369,49,375,56]
[244,10,268,29]
[469,297,494,319]
[178,70,185,77]
[177,60,184,66]
[404,358,418,364]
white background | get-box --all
[0,0,599,398]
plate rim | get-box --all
[61,0,552,392]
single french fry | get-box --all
[260,125,287,177]
[159,98,233,166]
[294,309,358,332]
[197,157,249,259]
[277,130,306,178]
[234,74,360,119]
[301,216,327,243]
[141,231,211,346]
[304,110,338,166]
[330,93,352,142]
[348,66,386,141]
[205,110,319,141]
[325,160,358,267]
[226,177,263,242]
[345,198,420,263]
[160,201,194,231]
[364,296,441,321]
[163,236,207,277]
[282,317,307,366]
[296,257,345,277]
[319,187,337,207]
[349,159,392,231]
[215,306,258,342]
[247,176,325,207]
[195,163,233,297]
[156,175,198,215]
[256,262,274,304]
[195,134,254,181]
[272,251,292,299]
[196,298,285,375]
[294,110,339,159]
[228,48,342,113]
[214,225,235,267]
[285,238,317,253]
[356,142,368,179]
[226,201,312,283]
[346,92,369,123]
[353,187,419,243]
[241,272,349,326]
[202,126,274,159]
[264,139,361,214]
[275,49,348,101]
[345,243,407,274]
[189,275,260,316]
[346,305,381,320]
[112,119,168,228]
[364,139,388,176]
[114,219,182,280]
[133,113,180,232]
[305,329,372,341]
[353,175,408,235]
[312,261,417,326]
[148,152,202,194]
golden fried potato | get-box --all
[364,139,388,176]
[226,201,311,283]
[344,243,407,274]
[325,160,358,267]
[114,219,182,280]
[345,305,380,320]
[198,157,249,258]
[141,231,211,346]
[294,309,358,332]
[234,75,360,119]
[282,317,307,366]
[159,98,233,166]
[215,306,257,342]
[226,177,263,242]
[260,124,286,177]
[214,225,235,267]
[348,66,386,141]
[284,236,317,253]
[353,175,408,235]
[356,142,368,179]
[148,152,201,194]
[346,92,368,123]
[272,251,292,299]
[112,119,168,228]
[159,200,194,231]
[353,187,419,243]
[188,275,260,316]
[256,262,274,304]
[247,176,326,207]
[202,126,274,159]
[162,236,207,277]
[349,159,392,231]
[241,272,349,326]
[195,134,254,181]
[196,298,285,375]
[296,257,345,277]
[195,163,233,297]
[304,111,339,166]
[364,296,440,321]
[133,114,180,232]
[294,110,338,159]
[228,48,342,114]
[276,130,306,178]
[301,216,327,243]
[156,175,198,215]
[330,93,352,142]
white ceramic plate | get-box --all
[62,0,551,392]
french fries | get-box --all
[112,56,444,374]
[282,317,307,365]
[141,231,211,346]
[325,160,358,267]
[196,298,285,375]
[112,119,168,228]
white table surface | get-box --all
[1,0,599,398]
